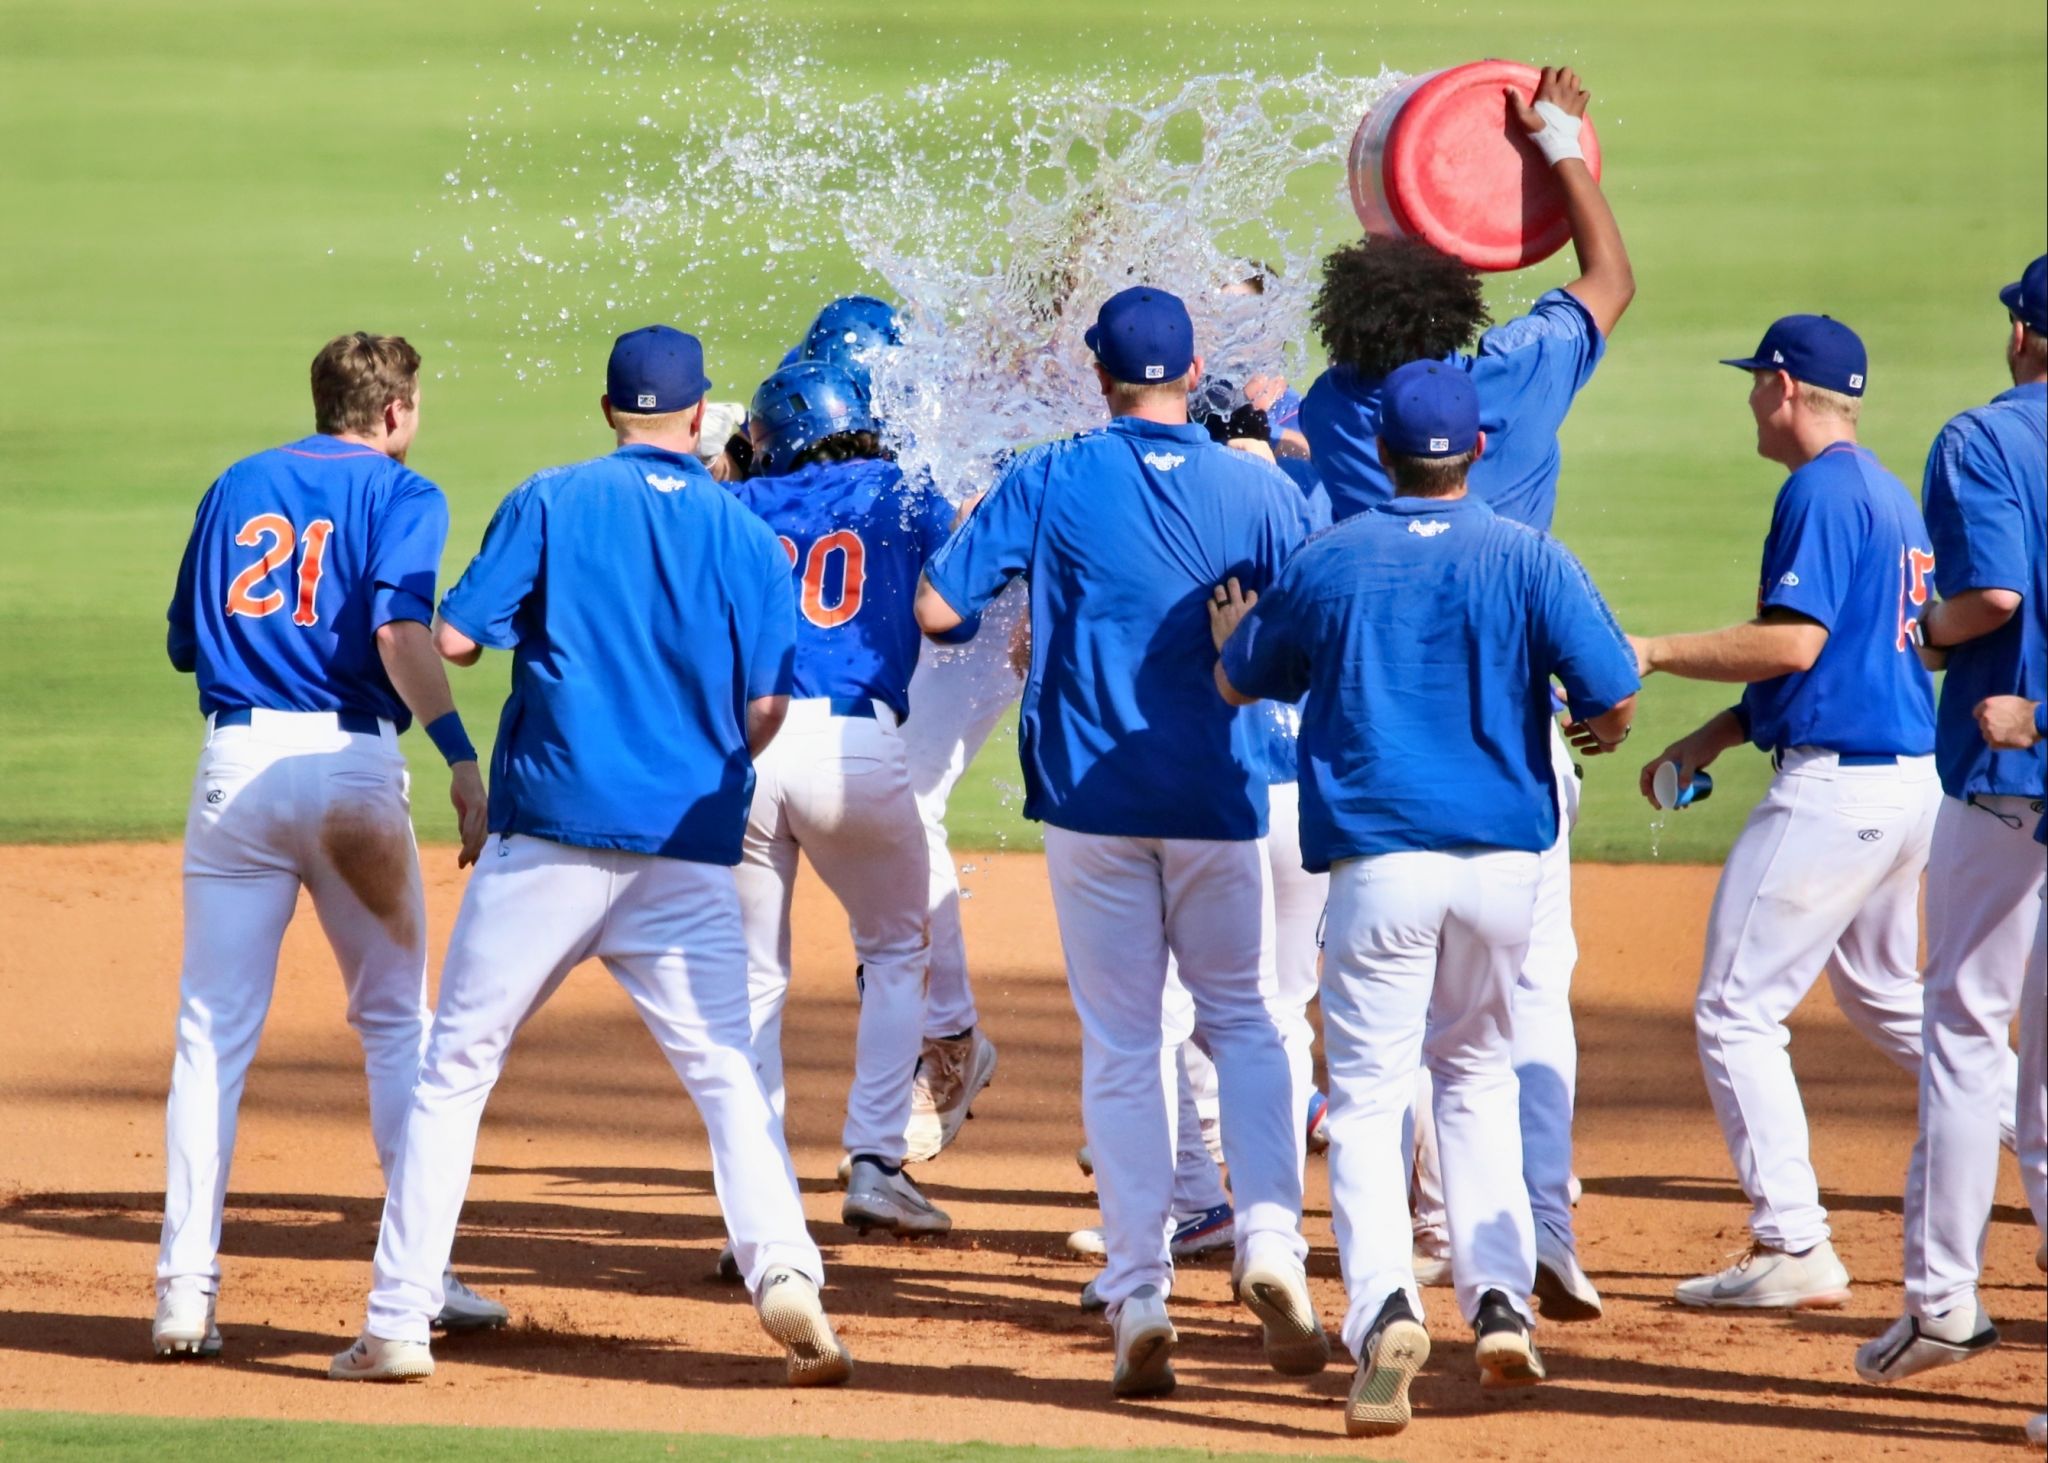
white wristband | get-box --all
[1527,100,1585,167]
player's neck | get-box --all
[1110,404,1191,428]
[1776,419,1858,471]
[616,429,702,455]
[326,428,400,462]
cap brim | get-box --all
[1719,355,1770,371]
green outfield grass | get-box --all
[0,1412,1321,1462]
[1,1,2042,858]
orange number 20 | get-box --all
[225,514,337,626]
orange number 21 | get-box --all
[225,514,337,627]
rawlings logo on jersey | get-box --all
[1408,519,1450,538]
[1141,451,1186,471]
[645,473,690,493]
[1779,572,1800,586]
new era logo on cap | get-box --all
[1721,315,1868,397]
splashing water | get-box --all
[438,11,1402,499]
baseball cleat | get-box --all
[904,1028,998,1163]
[1412,1240,1453,1288]
[1067,1204,1235,1263]
[715,1241,742,1284]
[1080,1276,1106,1313]
[835,1152,853,1187]
[1674,1239,1851,1310]
[1305,1090,1330,1154]
[1854,1307,1999,1383]
[1110,1284,1177,1398]
[1237,1255,1330,1376]
[1568,1172,1584,1207]
[1472,1289,1546,1388]
[1533,1226,1603,1322]
[1345,1290,1431,1439]
[151,1290,221,1359]
[842,1155,952,1237]
[1075,1144,1094,1177]
[433,1269,509,1331]
[1066,1226,1108,1259]
[328,1333,434,1381]
[755,1267,852,1387]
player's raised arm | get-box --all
[1509,66,1635,338]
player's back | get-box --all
[1300,289,1604,533]
[730,456,953,719]
[439,444,792,864]
[168,435,445,727]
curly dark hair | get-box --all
[1312,236,1490,379]
[787,429,891,471]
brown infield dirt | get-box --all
[1,844,2041,1459]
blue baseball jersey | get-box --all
[1299,289,1604,533]
[1222,496,1639,868]
[1736,443,1936,757]
[729,457,975,719]
[1922,381,2046,798]
[1269,386,1304,443]
[1241,455,1333,787]
[439,445,797,864]
[167,435,448,728]
[923,417,1307,840]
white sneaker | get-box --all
[1237,1255,1330,1376]
[1533,1226,1602,1322]
[151,1291,221,1359]
[2026,1412,2046,1448]
[904,1029,998,1162]
[755,1267,852,1387]
[1075,1144,1094,1177]
[328,1333,434,1381]
[1110,1284,1177,1398]
[1674,1240,1851,1310]
[1854,1306,1998,1383]
[1412,1240,1453,1288]
[433,1269,509,1331]
[1067,1206,1234,1262]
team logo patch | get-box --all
[1858,828,1883,842]
[1141,451,1185,471]
[1779,571,1800,587]
[645,473,689,493]
[1408,519,1450,538]
[1143,364,1165,380]
[1428,437,1450,452]
[1848,373,1864,389]
[636,392,658,409]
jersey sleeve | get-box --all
[367,473,451,630]
[1474,289,1605,436]
[438,482,545,650]
[1922,417,2029,595]
[922,455,1043,619]
[166,497,204,673]
[1755,477,1858,632]
[745,528,798,701]
[914,488,981,644]
[1533,540,1641,720]
[1220,559,1314,704]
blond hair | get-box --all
[1794,379,1862,424]
[1105,372,1191,414]
[609,405,699,440]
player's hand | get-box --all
[1509,65,1589,134]
[1638,734,1714,809]
[1226,437,1277,464]
[1975,695,2042,751]
[1242,374,1288,413]
[1563,718,1627,756]
[1208,577,1257,652]
[449,761,489,867]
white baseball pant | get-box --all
[159,710,428,1297]
[735,699,931,1163]
[1321,846,1542,1358]
[2020,880,2048,1242]
[1412,724,1579,1250]
[1903,793,2046,1317]
[1043,827,1306,1315]
[900,584,1027,1039]
[363,834,821,1342]
[1695,749,1941,1253]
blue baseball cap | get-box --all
[1720,315,1867,397]
[607,325,711,413]
[2000,254,2047,334]
[1085,287,1195,385]
[1378,359,1479,457]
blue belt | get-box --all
[828,697,877,719]
[214,706,383,735]
[1837,753,1900,767]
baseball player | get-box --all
[728,359,979,1238]
[915,287,1324,1398]
[155,332,504,1359]
[791,291,1005,1166]
[1855,255,2046,1383]
[1216,361,1640,1437]
[1632,314,2011,1308]
[1300,65,1635,1314]
[328,326,850,1388]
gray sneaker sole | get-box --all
[758,1286,853,1388]
[1534,1259,1603,1322]
[1239,1269,1331,1377]
[1346,1317,1429,1438]
[1112,1324,1177,1398]
[1476,1329,1546,1388]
